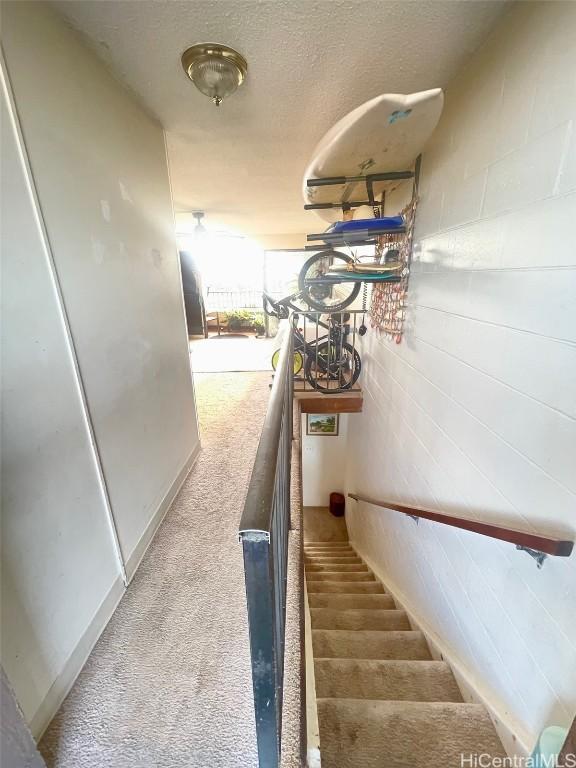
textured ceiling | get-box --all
[52,0,508,243]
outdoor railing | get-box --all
[239,323,294,767]
[206,288,262,311]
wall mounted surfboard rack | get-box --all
[301,158,422,342]
[304,163,420,212]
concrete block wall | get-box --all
[346,1,576,751]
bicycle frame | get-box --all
[264,289,351,356]
[294,310,363,392]
[264,290,362,389]
[263,290,306,318]
[293,311,355,390]
[292,317,329,360]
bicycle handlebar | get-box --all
[261,291,351,333]
[262,292,289,319]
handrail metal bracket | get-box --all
[516,545,547,569]
[407,514,419,525]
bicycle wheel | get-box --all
[298,250,361,312]
[304,340,361,392]
[271,348,304,375]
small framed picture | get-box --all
[306,414,339,436]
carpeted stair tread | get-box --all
[311,608,410,631]
[306,549,359,554]
[305,550,356,557]
[305,555,363,563]
[304,547,359,557]
[306,552,356,558]
[308,593,395,609]
[306,560,364,567]
[305,546,355,553]
[307,581,385,594]
[313,630,431,660]
[314,659,463,701]
[317,699,506,768]
[306,563,369,572]
[305,541,351,546]
[306,552,356,559]
[306,572,375,582]
[306,561,364,567]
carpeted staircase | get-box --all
[305,540,507,768]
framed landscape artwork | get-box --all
[306,414,339,436]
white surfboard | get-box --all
[303,89,444,223]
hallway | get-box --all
[40,373,272,768]
[3,1,576,766]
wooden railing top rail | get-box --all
[559,717,576,764]
[348,493,573,558]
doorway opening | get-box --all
[178,226,308,374]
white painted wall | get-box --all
[1,74,124,737]
[1,0,199,736]
[346,1,576,752]
[302,414,349,507]
[2,0,200,569]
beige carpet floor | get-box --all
[40,372,300,768]
[304,507,348,543]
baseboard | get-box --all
[30,575,125,740]
[304,577,321,767]
[353,544,533,759]
[125,441,201,581]
[29,443,201,741]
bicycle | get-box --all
[297,247,403,312]
[263,292,361,393]
[296,215,407,312]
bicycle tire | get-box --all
[271,348,304,375]
[304,340,361,393]
[298,250,361,312]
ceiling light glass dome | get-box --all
[181,44,248,106]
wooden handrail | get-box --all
[559,717,576,763]
[348,493,573,557]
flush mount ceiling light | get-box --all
[181,43,247,107]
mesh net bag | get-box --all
[369,194,418,343]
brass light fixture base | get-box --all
[181,43,248,106]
